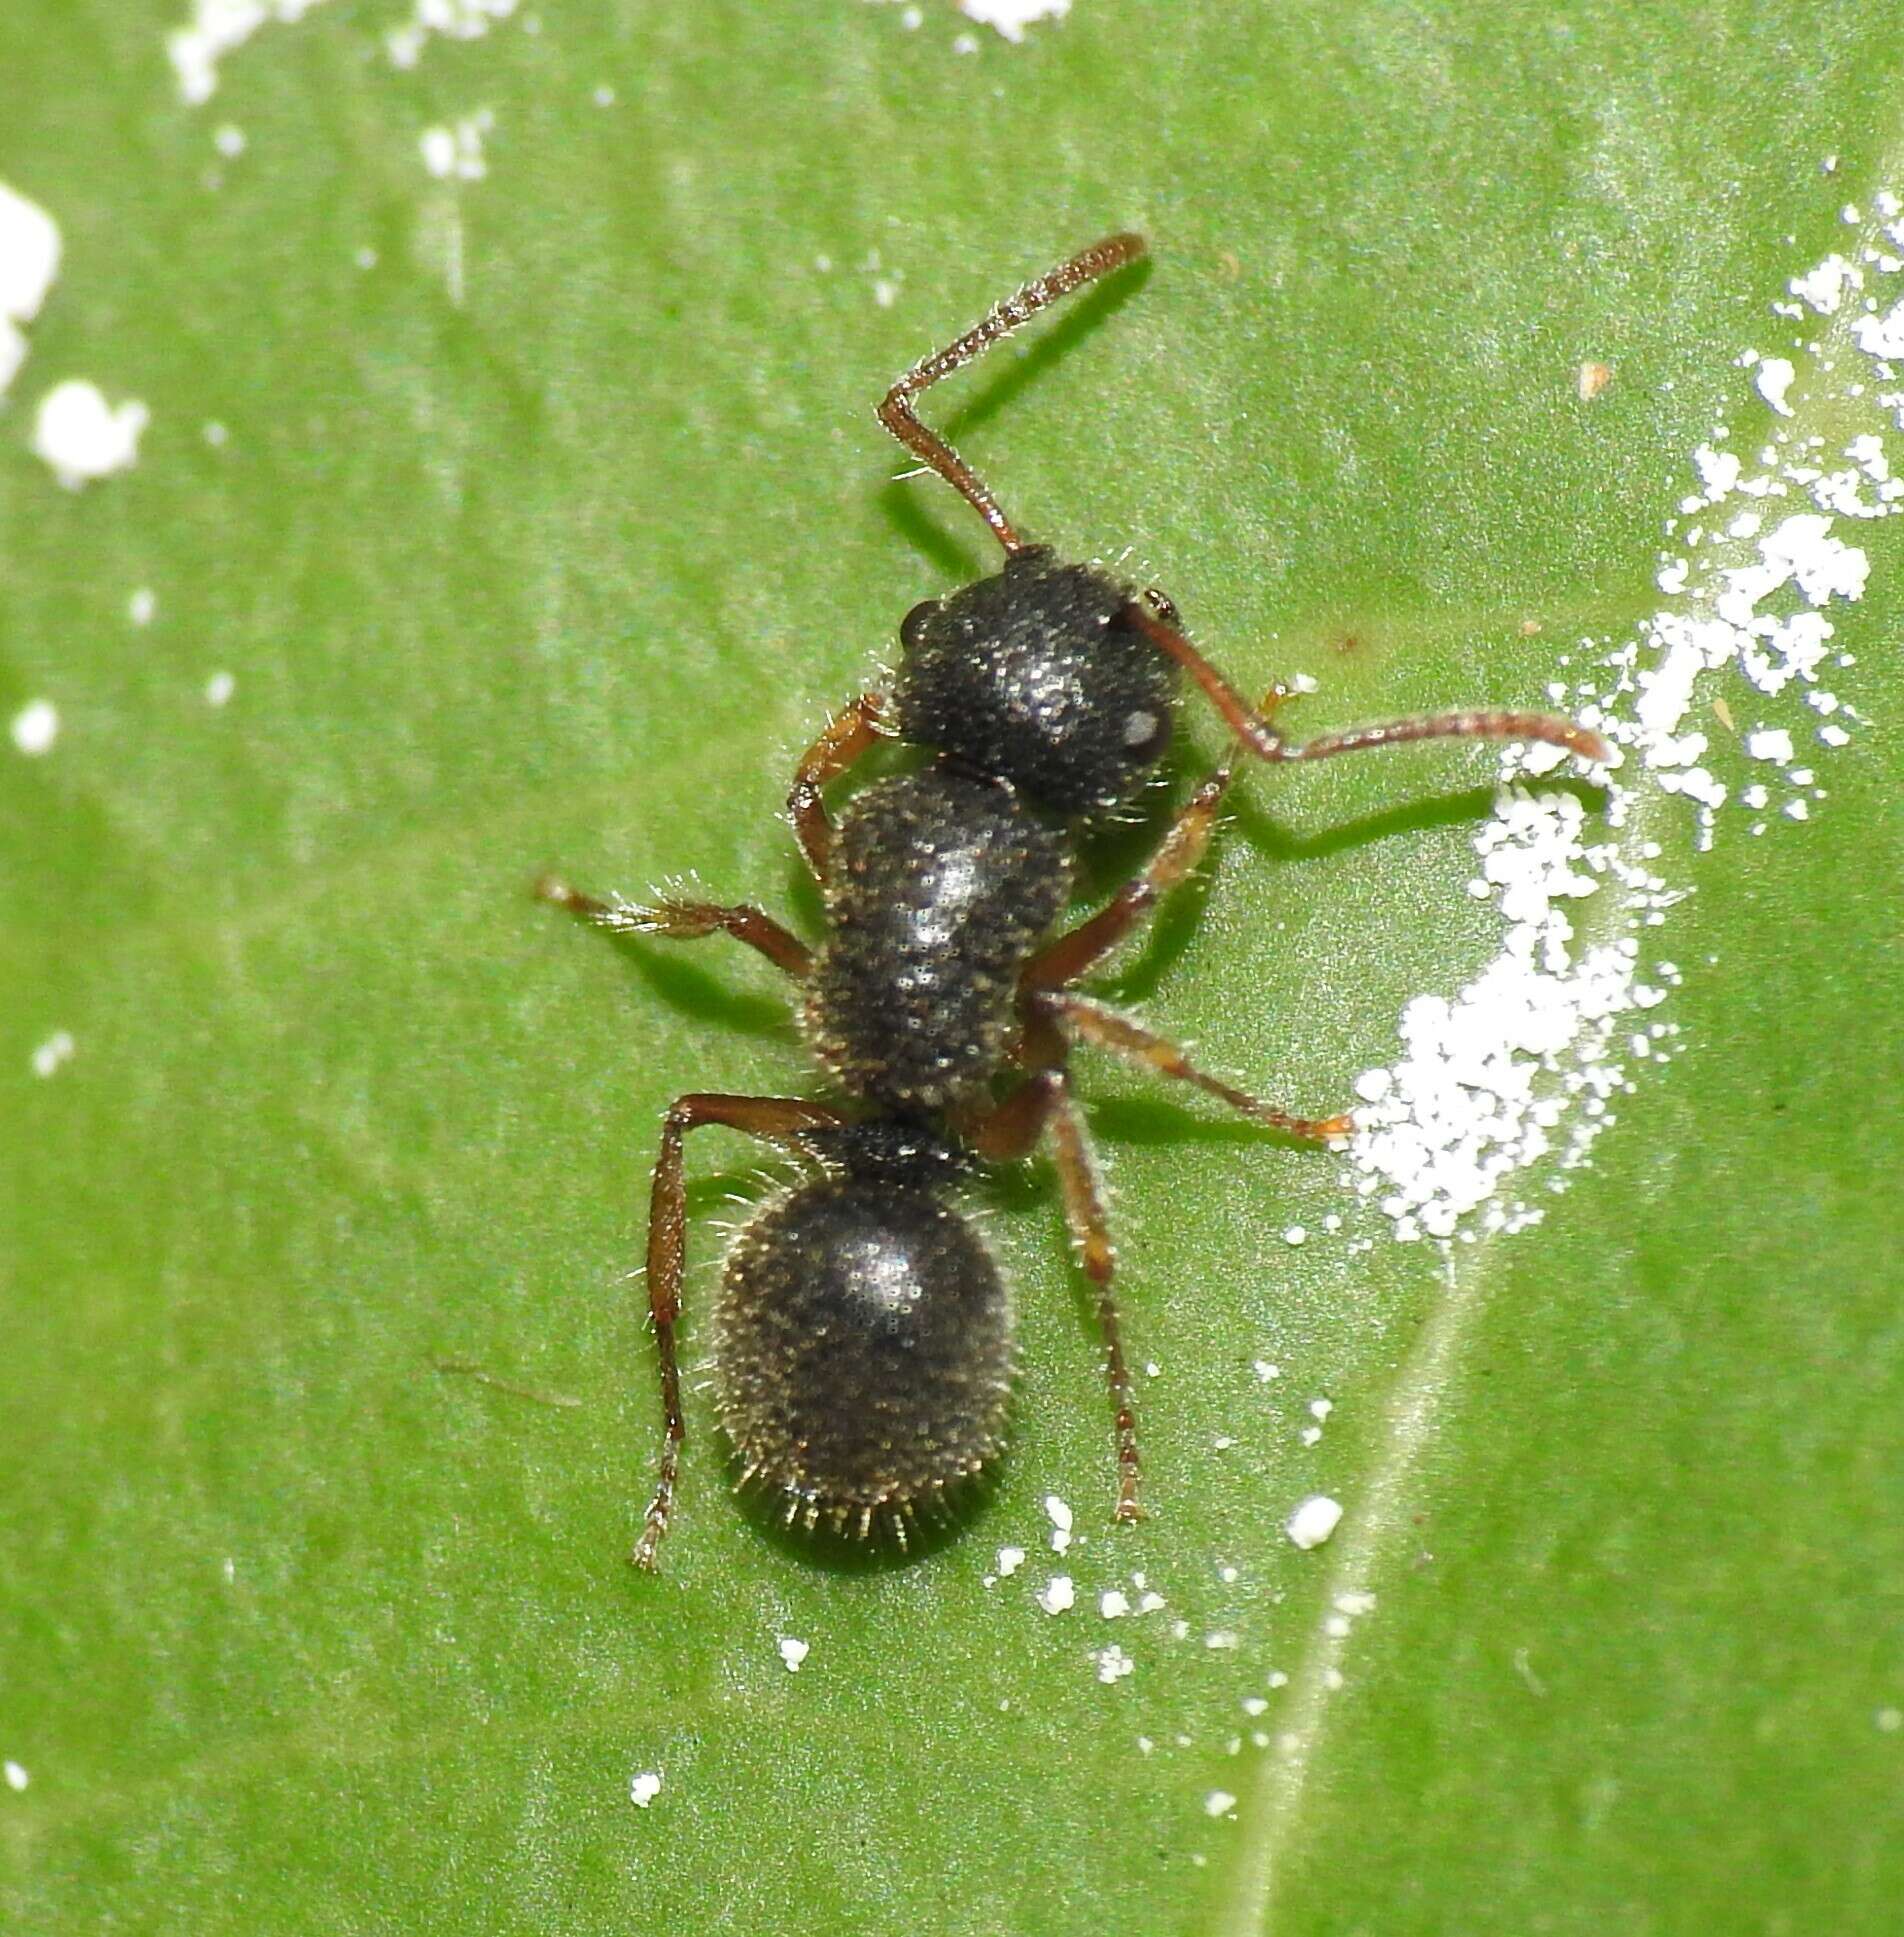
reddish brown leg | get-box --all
[1020,724,1277,991]
[878,233,1149,554]
[788,692,890,887]
[1031,989,1354,1142]
[634,1092,848,1570]
[964,1070,1144,1524]
[1122,600,1614,769]
[537,877,811,979]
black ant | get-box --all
[540,233,1610,1571]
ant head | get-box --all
[892,547,1179,814]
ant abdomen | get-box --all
[805,767,1072,1112]
[895,546,1178,813]
[713,1170,1013,1535]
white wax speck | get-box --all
[1204,1789,1237,1818]
[2,1761,26,1792]
[629,1770,661,1807]
[1036,1575,1074,1615]
[205,671,236,707]
[30,1030,76,1079]
[32,380,148,488]
[776,1635,809,1672]
[1099,1589,1130,1619]
[1282,1225,1307,1246]
[1285,1495,1343,1550]
[213,123,246,157]
[11,699,58,755]
[1094,1645,1134,1683]
[1746,728,1795,762]
[1755,357,1797,416]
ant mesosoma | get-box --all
[541,233,1610,1570]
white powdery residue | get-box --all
[995,1544,1025,1577]
[206,670,237,707]
[129,587,157,625]
[1099,1588,1130,1619]
[1851,296,1904,361]
[1755,357,1797,416]
[1205,1789,1238,1818]
[31,1030,76,1078]
[11,699,59,755]
[32,381,148,488]
[421,112,493,182]
[1285,1495,1342,1551]
[167,0,337,105]
[1345,788,1641,1241]
[776,1635,809,1673]
[957,0,1071,42]
[1094,1645,1135,1684]
[2,1760,26,1792]
[629,1770,662,1808]
[0,181,61,398]
[1745,727,1794,762]
[387,0,517,68]
[1036,1575,1075,1615]
[1043,1493,1073,1555]
[1789,253,1862,315]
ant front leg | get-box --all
[788,693,890,888]
[965,1071,1143,1525]
[537,877,812,979]
[634,1093,848,1570]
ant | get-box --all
[540,233,1610,1571]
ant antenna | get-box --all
[878,232,1148,554]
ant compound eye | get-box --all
[1120,705,1170,760]
[900,599,940,650]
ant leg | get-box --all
[966,1070,1143,1523]
[635,1092,848,1570]
[1121,601,1614,769]
[1020,710,1304,990]
[537,878,811,979]
[1030,989,1354,1143]
[788,693,890,888]
[878,233,1149,554]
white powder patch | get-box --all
[387,0,518,69]
[1095,1645,1135,1683]
[420,112,492,182]
[30,1030,75,1078]
[1205,1789,1238,1818]
[958,0,1071,41]
[11,699,59,755]
[1099,1589,1130,1619]
[995,1543,1025,1577]
[776,1635,809,1673]
[129,587,157,626]
[32,380,149,488]
[1044,1492,1073,1552]
[2,1761,26,1792]
[0,182,61,399]
[1341,202,1896,1249]
[628,1769,661,1807]
[1036,1574,1075,1615]
[1755,356,1796,416]
[167,0,338,105]
[1285,1496,1342,1550]
[206,670,237,707]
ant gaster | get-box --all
[541,234,1610,1570]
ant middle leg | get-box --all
[635,1092,849,1570]
[537,877,811,980]
[964,1070,1143,1524]
[788,692,890,888]
[1029,989,1354,1143]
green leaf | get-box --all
[4,4,1899,1931]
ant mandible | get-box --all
[541,233,1610,1571]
